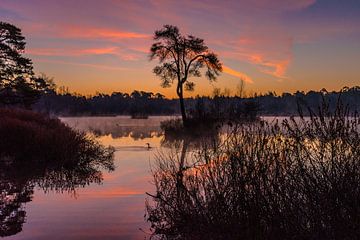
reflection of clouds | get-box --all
[61,116,172,140]
[0,152,114,237]
[109,127,162,140]
[89,126,162,140]
[24,147,155,239]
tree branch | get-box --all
[183,54,206,84]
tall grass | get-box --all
[146,102,360,239]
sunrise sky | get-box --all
[1,0,359,98]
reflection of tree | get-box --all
[0,179,32,237]
[0,150,114,237]
[160,126,220,154]
[90,126,163,140]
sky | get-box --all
[1,0,359,98]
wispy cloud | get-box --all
[248,54,290,79]
[218,33,293,79]
[27,46,144,61]
[248,0,316,11]
[81,47,118,55]
[61,26,150,40]
[222,65,253,83]
[36,59,129,71]
[27,47,118,56]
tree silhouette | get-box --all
[150,25,222,125]
[0,22,49,106]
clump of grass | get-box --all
[146,101,360,239]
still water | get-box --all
[4,116,174,240]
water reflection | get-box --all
[92,126,162,140]
[2,116,223,239]
[0,151,114,237]
[61,116,167,140]
[0,174,32,237]
[0,116,174,240]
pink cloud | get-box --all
[219,34,293,79]
[81,47,118,55]
[62,25,150,40]
[27,46,143,61]
[35,59,129,71]
[27,47,118,56]
[249,0,316,11]
[222,65,253,83]
[248,54,290,78]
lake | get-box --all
[3,115,357,239]
[4,116,175,240]
[0,115,308,240]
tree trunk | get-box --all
[176,139,189,199]
[177,83,187,126]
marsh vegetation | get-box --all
[146,102,360,239]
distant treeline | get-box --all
[32,87,360,116]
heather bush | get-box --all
[0,108,114,167]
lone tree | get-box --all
[0,21,49,107]
[150,25,222,125]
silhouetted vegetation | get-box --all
[33,90,177,116]
[146,101,360,239]
[32,86,359,118]
[0,108,114,165]
[0,22,54,107]
[150,25,222,125]
[0,108,114,237]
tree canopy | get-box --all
[0,21,49,106]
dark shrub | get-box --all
[0,108,114,167]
